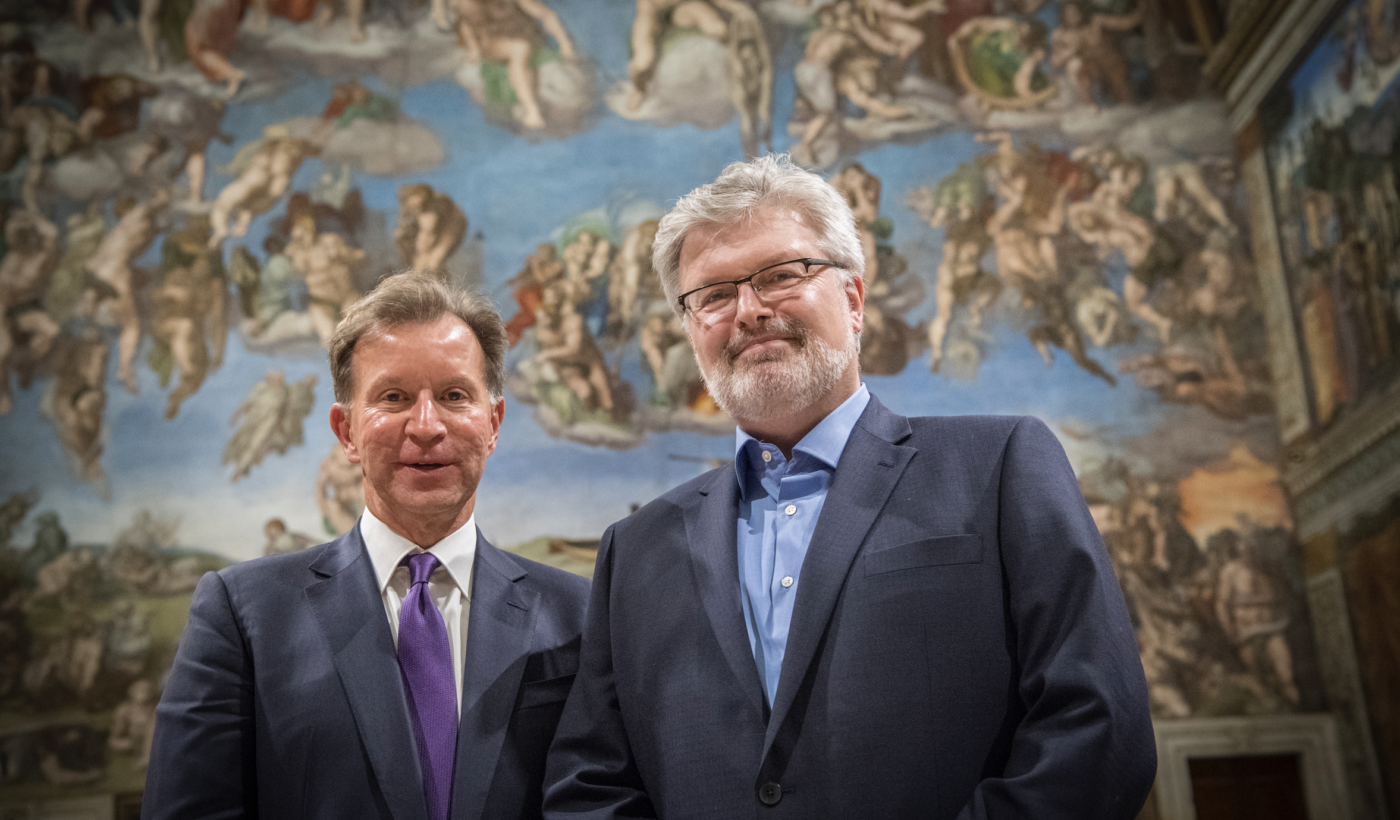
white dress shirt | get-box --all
[361,507,476,717]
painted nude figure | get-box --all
[1050,1,1141,108]
[832,162,883,285]
[721,0,773,158]
[562,229,612,293]
[394,184,468,272]
[108,679,158,769]
[857,0,947,65]
[151,220,228,420]
[987,169,1067,291]
[909,162,999,372]
[85,189,170,394]
[454,0,577,130]
[627,0,727,111]
[793,1,905,165]
[532,281,614,414]
[1154,158,1236,235]
[48,331,110,483]
[624,0,772,155]
[185,0,251,97]
[0,101,91,215]
[1067,154,1180,341]
[207,132,319,248]
[0,209,60,415]
[605,218,659,344]
[948,15,1055,110]
[638,309,702,408]
[1215,536,1301,704]
[286,216,364,346]
[316,444,364,535]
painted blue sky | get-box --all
[0,0,1233,559]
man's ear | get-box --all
[329,404,360,464]
[485,398,505,457]
[845,272,866,335]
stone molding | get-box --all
[1153,713,1354,820]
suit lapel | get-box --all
[684,470,768,720]
[762,398,916,758]
[450,535,536,820]
[304,529,429,820]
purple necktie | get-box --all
[397,552,457,820]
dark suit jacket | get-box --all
[143,527,589,820]
[544,398,1156,820]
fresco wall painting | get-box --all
[1260,0,1400,434]
[0,0,1341,808]
[1337,493,1400,814]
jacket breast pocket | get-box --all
[517,673,575,710]
[863,534,984,577]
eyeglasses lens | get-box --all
[687,261,809,317]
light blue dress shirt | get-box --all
[735,384,871,706]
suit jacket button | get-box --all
[758,782,782,806]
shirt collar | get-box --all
[360,506,477,600]
[734,383,871,499]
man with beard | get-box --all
[544,155,1155,820]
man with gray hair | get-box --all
[544,155,1156,819]
[145,271,589,820]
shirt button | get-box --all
[761,450,772,463]
[784,504,796,516]
[781,576,794,588]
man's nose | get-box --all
[732,281,772,326]
[405,392,446,438]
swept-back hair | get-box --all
[652,154,864,313]
[328,270,506,405]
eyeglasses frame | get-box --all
[676,257,841,317]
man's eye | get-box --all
[699,288,732,307]
[444,390,466,401]
[384,391,404,402]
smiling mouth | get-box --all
[730,336,795,364]
[724,318,808,364]
[405,463,448,472]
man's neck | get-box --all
[735,380,860,460]
[365,500,475,549]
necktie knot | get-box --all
[404,552,440,587]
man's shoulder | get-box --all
[479,540,590,601]
[901,413,1037,440]
[616,467,719,536]
[874,411,1061,465]
[215,537,345,590]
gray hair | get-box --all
[328,270,507,405]
[652,154,865,314]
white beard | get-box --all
[696,316,858,423]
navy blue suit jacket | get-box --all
[544,398,1156,819]
[143,527,589,820]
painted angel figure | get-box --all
[223,371,319,482]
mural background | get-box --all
[1337,491,1400,814]
[0,0,1353,803]
[1260,0,1400,433]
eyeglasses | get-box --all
[677,258,840,319]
